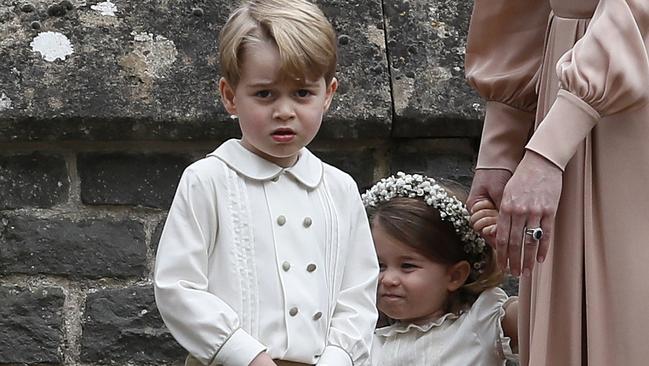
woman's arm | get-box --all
[464,0,551,218]
[500,0,649,276]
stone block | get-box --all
[384,0,485,137]
[78,152,194,208]
[389,139,476,188]
[0,152,69,209]
[315,147,376,189]
[81,286,185,362]
[0,286,64,363]
[0,215,147,279]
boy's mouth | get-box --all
[271,128,296,142]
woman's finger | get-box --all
[521,214,542,276]
[508,209,526,277]
[536,215,554,263]
[496,207,512,271]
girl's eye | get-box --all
[296,89,311,97]
[401,263,417,269]
[378,262,386,271]
[255,90,271,98]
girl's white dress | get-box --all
[371,287,517,366]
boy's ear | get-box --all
[219,77,237,115]
[322,77,338,112]
[447,261,471,292]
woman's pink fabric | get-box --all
[466,0,649,364]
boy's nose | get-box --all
[272,100,296,121]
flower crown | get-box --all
[362,172,487,273]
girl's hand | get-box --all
[249,352,278,366]
[469,199,498,247]
[497,150,562,277]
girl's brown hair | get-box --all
[369,182,502,315]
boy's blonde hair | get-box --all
[218,0,337,86]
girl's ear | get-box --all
[219,77,237,115]
[447,261,471,292]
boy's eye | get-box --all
[378,262,386,271]
[255,90,271,98]
[296,89,312,97]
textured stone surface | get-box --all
[152,217,165,252]
[0,215,147,278]
[0,152,69,209]
[78,152,194,208]
[389,139,476,188]
[0,286,64,363]
[81,286,185,362]
[0,0,391,142]
[316,147,376,189]
[384,0,484,137]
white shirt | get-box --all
[371,288,517,366]
[154,139,379,366]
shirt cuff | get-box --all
[476,101,536,173]
[211,328,267,366]
[525,89,600,171]
[316,345,353,366]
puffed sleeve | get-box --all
[318,178,380,366]
[465,0,552,173]
[469,287,519,362]
[526,0,649,170]
[154,166,265,366]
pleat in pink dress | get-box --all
[465,0,649,365]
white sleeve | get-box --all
[154,167,265,366]
[318,180,380,366]
[470,287,518,362]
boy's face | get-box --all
[219,40,337,167]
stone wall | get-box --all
[0,0,504,364]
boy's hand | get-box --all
[470,199,498,247]
[249,352,278,366]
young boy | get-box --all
[153,1,379,366]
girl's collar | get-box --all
[374,312,460,337]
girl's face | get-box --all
[373,219,457,325]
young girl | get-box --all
[362,172,518,366]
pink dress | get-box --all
[465,0,649,365]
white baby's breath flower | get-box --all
[362,172,488,275]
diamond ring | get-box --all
[525,227,543,241]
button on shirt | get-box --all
[154,140,379,366]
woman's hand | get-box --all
[467,169,512,213]
[497,150,562,277]
[249,352,277,366]
[467,169,512,248]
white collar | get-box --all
[374,312,460,338]
[207,139,323,189]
